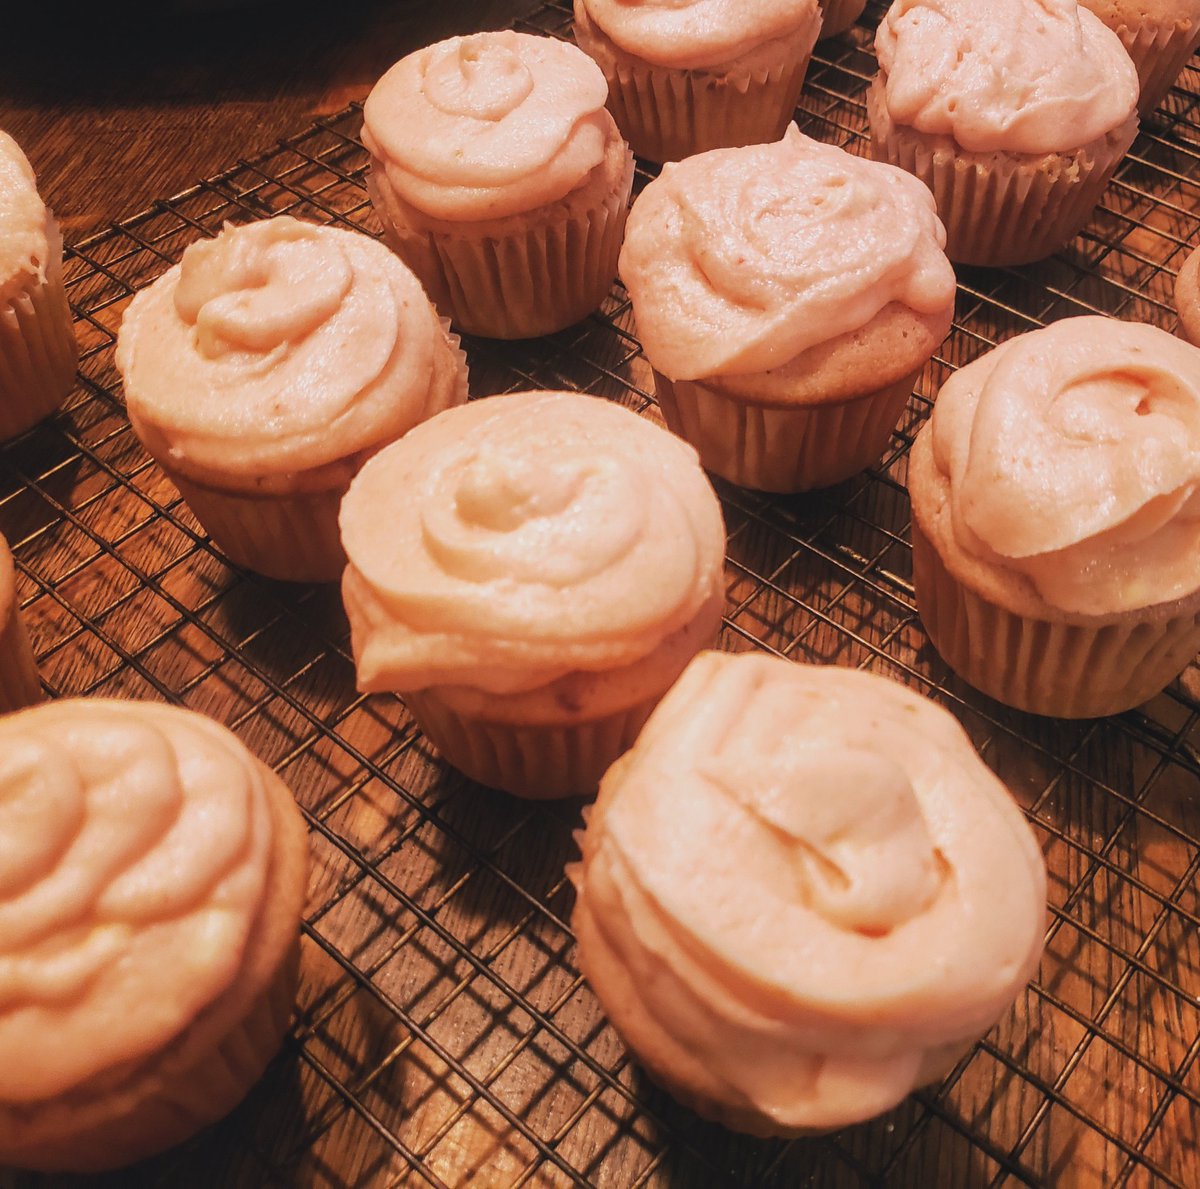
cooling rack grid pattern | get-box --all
[2,2,1200,1185]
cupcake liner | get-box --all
[0,221,78,443]
[652,367,916,492]
[910,515,1200,718]
[818,0,867,39]
[404,686,661,799]
[600,30,818,164]
[1117,18,1200,117]
[0,595,42,714]
[866,76,1137,267]
[369,154,633,339]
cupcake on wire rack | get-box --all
[869,0,1140,267]
[572,0,822,163]
[0,132,77,442]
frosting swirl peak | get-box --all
[0,132,51,301]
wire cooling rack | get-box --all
[2,2,1199,1186]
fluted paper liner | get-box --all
[369,157,633,339]
[1119,18,1200,117]
[405,687,660,800]
[911,515,1200,718]
[653,367,915,493]
[158,322,467,584]
[599,31,818,164]
[0,595,41,713]
[0,220,77,443]
[818,0,866,39]
[866,76,1137,268]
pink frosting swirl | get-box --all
[362,32,613,221]
[572,652,1046,1131]
[339,391,726,693]
[116,217,455,479]
[619,128,955,380]
[577,0,820,68]
[931,316,1200,615]
[875,0,1138,154]
[0,701,278,1103]
[0,132,52,302]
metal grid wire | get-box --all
[2,1,1200,1185]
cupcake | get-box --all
[1175,243,1200,346]
[619,127,956,492]
[869,0,1140,267]
[908,316,1200,718]
[339,390,726,799]
[818,0,867,38]
[571,651,1047,1136]
[0,529,41,712]
[1078,0,1200,116]
[0,699,310,1171]
[362,32,634,339]
[573,0,822,163]
[115,216,467,583]
[0,131,77,442]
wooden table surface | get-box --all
[0,0,521,240]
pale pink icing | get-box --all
[339,391,725,694]
[116,217,450,479]
[875,0,1138,154]
[0,133,51,300]
[362,32,612,221]
[577,0,819,68]
[619,127,955,380]
[931,316,1200,616]
[573,651,1047,1131]
[0,532,14,626]
[0,700,275,1103]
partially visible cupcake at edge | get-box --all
[908,315,1200,718]
[339,390,726,799]
[619,126,956,492]
[115,216,467,582]
[573,0,822,163]
[1078,0,1200,116]
[0,529,41,713]
[869,0,1140,266]
[0,132,77,442]
[362,31,633,339]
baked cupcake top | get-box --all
[875,0,1138,153]
[0,132,52,303]
[1080,0,1200,31]
[0,699,291,1103]
[116,217,459,481]
[929,316,1200,616]
[362,32,613,222]
[575,0,820,68]
[339,390,725,693]
[619,127,956,381]
[572,651,1046,1130]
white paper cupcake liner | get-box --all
[0,221,78,442]
[1120,18,1200,117]
[652,367,915,492]
[867,76,1137,267]
[0,595,41,714]
[369,154,633,339]
[818,0,866,39]
[601,33,817,164]
[404,687,661,800]
[910,515,1200,718]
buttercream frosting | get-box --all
[362,32,613,222]
[0,700,278,1103]
[930,316,1200,617]
[116,217,456,480]
[572,651,1047,1131]
[875,0,1139,154]
[619,127,956,380]
[576,0,820,69]
[0,133,51,301]
[339,390,726,694]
